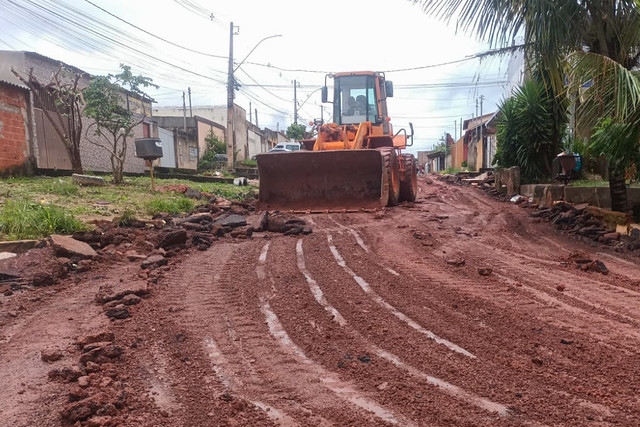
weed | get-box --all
[145,197,194,216]
[118,207,137,226]
[0,199,85,240]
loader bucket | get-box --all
[256,150,386,211]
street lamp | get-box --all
[226,24,282,169]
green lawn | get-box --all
[0,175,257,240]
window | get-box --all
[334,75,379,125]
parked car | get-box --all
[268,142,302,153]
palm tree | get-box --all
[414,0,640,211]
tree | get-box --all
[84,65,156,184]
[12,66,86,173]
[286,123,306,140]
[415,0,640,211]
[494,79,565,182]
[198,131,227,171]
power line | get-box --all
[81,0,228,59]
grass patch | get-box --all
[0,175,257,240]
[145,197,194,216]
[0,199,85,240]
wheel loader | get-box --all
[256,71,417,211]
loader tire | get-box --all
[378,147,400,206]
[399,154,418,202]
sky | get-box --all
[0,0,523,154]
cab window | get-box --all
[334,75,379,125]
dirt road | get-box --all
[2,178,640,426]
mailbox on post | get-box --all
[134,138,163,191]
[135,138,163,160]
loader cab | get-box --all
[324,73,391,126]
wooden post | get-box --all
[145,159,156,192]
[150,161,155,192]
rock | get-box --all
[556,284,566,292]
[0,239,39,254]
[32,272,56,287]
[184,188,203,199]
[181,222,207,232]
[531,357,543,366]
[180,212,212,224]
[84,361,101,373]
[302,227,313,235]
[77,376,90,388]
[95,281,149,304]
[79,344,124,365]
[192,234,213,250]
[141,254,167,270]
[77,332,115,348]
[580,260,609,275]
[105,307,130,320]
[478,268,493,276]
[157,229,187,249]
[50,234,98,259]
[119,294,141,306]
[214,214,247,228]
[72,173,106,187]
[86,416,114,427]
[68,386,90,402]
[283,226,304,236]
[376,382,389,391]
[0,252,17,260]
[247,212,268,232]
[48,366,84,382]
[60,394,107,423]
[41,348,64,363]
[72,230,103,246]
[124,250,147,261]
[602,232,620,241]
[446,258,465,267]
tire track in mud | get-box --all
[325,232,476,359]
[162,241,417,426]
[265,236,512,426]
[453,240,640,348]
[315,211,640,424]
[257,241,411,427]
[295,238,510,417]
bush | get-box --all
[198,131,227,171]
[493,79,566,182]
[0,199,85,240]
[144,197,194,215]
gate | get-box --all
[158,127,176,168]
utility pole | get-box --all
[188,87,192,117]
[479,94,485,167]
[475,98,479,141]
[226,21,236,169]
[454,120,457,141]
[182,91,187,131]
[249,101,252,124]
[255,108,259,128]
[293,80,298,124]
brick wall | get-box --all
[0,83,30,173]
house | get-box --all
[262,128,289,150]
[153,115,226,170]
[0,79,34,176]
[0,50,156,175]
[153,105,253,162]
[450,112,498,171]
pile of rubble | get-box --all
[0,190,313,292]
[531,202,640,250]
